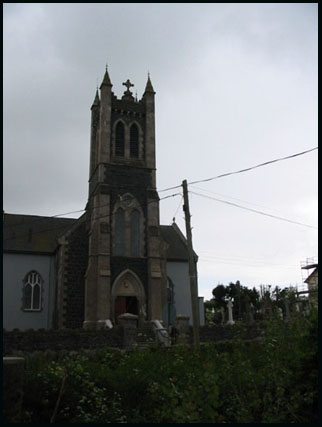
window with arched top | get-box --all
[112,194,145,257]
[130,209,140,256]
[115,208,125,255]
[130,124,139,158]
[115,122,125,157]
[23,271,42,311]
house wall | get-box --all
[166,261,204,326]
[3,253,56,330]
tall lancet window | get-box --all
[115,208,125,255]
[130,124,139,158]
[23,271,42,311]
[115,122,125,157]
[130,209,140,256]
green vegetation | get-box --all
[21,309,318,423]
[205,281,299,323]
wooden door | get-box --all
[115,297,127,321]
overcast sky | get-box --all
[4,3,318,300]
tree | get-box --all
[212,281,260,320]
[212,284,228,309]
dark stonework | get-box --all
[112,94,146,114]
[104,164,152,198]
[111,256,148,293]
[149,226,160,236]
[100,222,110,233]
[88,166,99,197]
[64,221,89,328]
[83,71,165,326]
[147,190,159,200]
[185,324,266,344]
[111,110,145,127]
[4,328,123,354]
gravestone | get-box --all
[226,300,235,325]
[175,315,190,344]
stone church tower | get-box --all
[83,69,166,329]
[3,68,203,332]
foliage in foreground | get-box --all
[21,309,318,423]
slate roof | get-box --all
[160,224,197,261]
[3,213,77,254]
[304,266,318,285]
[3,214,195,261]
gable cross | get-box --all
[122,79,134,92]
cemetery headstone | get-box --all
[226,300,235,325]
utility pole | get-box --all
[182,179,200,351]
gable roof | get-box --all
[3,214,196,261]
[304,266,318,285]
[3,213,77,254]
[160,223,198,262]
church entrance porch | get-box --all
[111,270,146,326]
[115,296,138,321]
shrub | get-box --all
[21,311,318,423]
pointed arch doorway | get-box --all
[111,270,146,325]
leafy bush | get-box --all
[21,310,318,423]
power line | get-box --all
[3,209,86,231]
[190,190,318,230]
[189,184,312,225]
[4,190,180,231]
[188,147,318,186]
[4,193,182,242]
[198,251,300,265]
[198,255,299,269]
[4,146,317,232]
[170,194,184,224]
[199,257,299,270]
[159,184,182,193]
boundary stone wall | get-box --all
[189,323,266,344]
[3,328,123,355]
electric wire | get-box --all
[198,255,299,269]
[170,194,184,224]
[3,193,182,242]
[4,146,317,232]
[189,185,306,222]
[198,257,299,269]
[187,146,318,186]
[189,190,318,230]
[197,251,300,265]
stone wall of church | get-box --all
[111,257,148,294]
[63,220,89,328]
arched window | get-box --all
[115,122,125,157]
[130,209,140,256]
[23,271,42,311]
[115,208,125,255]
[130,124,139,158]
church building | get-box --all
[3,69,204,331]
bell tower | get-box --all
[83,68,166,329]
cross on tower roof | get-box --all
[122,79,134,92]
